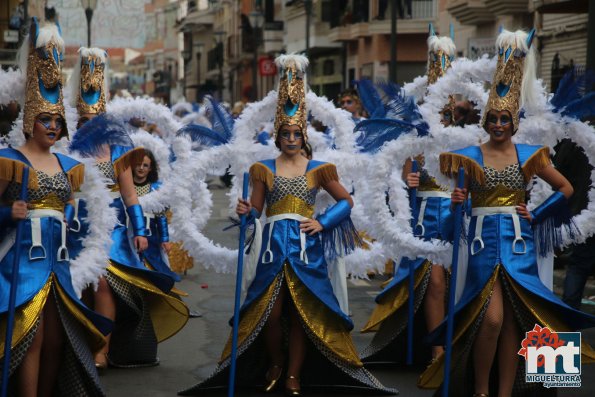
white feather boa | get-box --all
[68,155,117,296]
[107,97,183,141]
[0,68,24,105]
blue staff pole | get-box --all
[443,167,465,397]
[1,167,30,397]
[228,172,250,397]
[406,159,418,365]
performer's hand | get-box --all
[162,242,172,253]
[516,203,532,222]
[11,200,27,220]
[236,198,252,216]
[134,236,148,252]
[300,218,323,235]
[451,187,467,204]
[406,172,420,188]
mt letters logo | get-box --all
[518,324,581,388]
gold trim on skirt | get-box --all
[361,260,432,333]
[108,263,189,342]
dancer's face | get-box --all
[485,110,513,143]
[32,113,64,148]
[77,113,97,129]
[277,124,304,156]
[134,155,152,182]
[340,95,359,116]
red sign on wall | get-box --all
[259,57,277,76]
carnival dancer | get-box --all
[419,29,595,396]
[67,48,188,369]
[179,54,395,396]
[0,20,110,396]
[338,88,367,122]
[360,27,457,365]
[131,149,179,282]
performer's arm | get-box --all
[118,166,148,252]
[403,157,420,188]
[517,165,574,222]
[300,179,353,236]
[0,179,26,221]
[236,179,265,216]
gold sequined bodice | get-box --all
[4,170,71,211]
[419,167,449,192]
[470,164,526,207]
[265,175,317,218]
[415,155,448,192]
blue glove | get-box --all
[126,204,148,237]
[157,215,169,243]
[316,199,351,230]
[531,191,568,225]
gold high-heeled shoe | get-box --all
[264,365,283,392]
[285,375,301,396]
[95,353,108,371]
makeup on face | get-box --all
[487,114,511,126]
[36,114,64,131]
[279,131,304,141]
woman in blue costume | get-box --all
[419,29,595,397]
[361,29,457,364]
[131,149,180,283]
[0,20,110,396]
[179,55,394,396]
[66,47,188,369]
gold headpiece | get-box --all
[482,29,536,132]
[427,25,456,125]
[22,19,67,138]
[72,47,108,115]
[426,25,456,86]
[274,54,309,139]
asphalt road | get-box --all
[102,186,595,396]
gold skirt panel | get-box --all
[361,260,432,333]
[284,264,362,367]
[0,275,107,358]
[220,264,362,367]
[418,267,595,390]
[108,263,189,343]
[0,280,51,358]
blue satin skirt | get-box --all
[0,216,112,335]
[143,218,180,282]
[241,218,352,329]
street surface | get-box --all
[103,186,595,396]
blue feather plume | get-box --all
[551,67,595,112]
[356,79,386,119]
[204,95,234,142]
[176,123,229,146]
[69,113,133,157]
[355,118,417,154]
[561,92,595,120]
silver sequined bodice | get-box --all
[266,175,317,208]
[96,161,116,187]
[4,169,71,203]
[470,164,526,193]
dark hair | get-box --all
[302,142,313,159]
[136,149,159,183]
